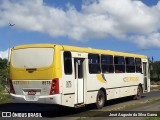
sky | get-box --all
[0,0,160,61]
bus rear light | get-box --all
[9,79,15,94]
[50,78,59,95]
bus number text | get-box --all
[66,81,72,88]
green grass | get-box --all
[104,97,160,112]
[151,86,160,91]
[146,117,160,120]
[0,85,11,104]
[76,97,160,119]
[0,93,11,104]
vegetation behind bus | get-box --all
[0,58,10,104]
[0,58,9,90]
[150,61,160,84]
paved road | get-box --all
[92,97,160,120]
[0,90,159,119]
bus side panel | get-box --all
[61,94,75,107]
[60,51,75,107]
[86,91,98,104]
[106,86,137,100]
[86,73,143,103]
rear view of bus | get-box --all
[10,44,61,104]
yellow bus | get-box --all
[10,44,150,109]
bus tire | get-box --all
[96,90,105,109]
[133,86,142,100]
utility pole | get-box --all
[8,23,15,64]
[152,56,154,63]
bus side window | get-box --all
[101,55,114,73]
[126,57,135,73]
[88,54,101,74]
[135,58,142,73]
[63,51,72,75]
[114,56,125,73]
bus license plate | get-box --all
[27,95,36,101]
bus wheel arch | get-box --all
[96,88,106,109]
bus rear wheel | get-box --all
[96,90,105,109]
[133,86,142,100]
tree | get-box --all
[150,61,160,82]
[0,58,9,91]
[0,58,8,69]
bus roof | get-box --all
[12,43,147,59]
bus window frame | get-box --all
[125,57,135,73]
[114,56,125,73]
[88,53,101,74]
[101,54,114,73]
[63,51,73,75]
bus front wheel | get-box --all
[96,90,105,109]
[133,86,142,100]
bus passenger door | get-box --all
[74,58,84,104]
[143,62,150,92]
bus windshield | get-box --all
[11,48,54,68]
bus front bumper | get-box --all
[10,93,61,105]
